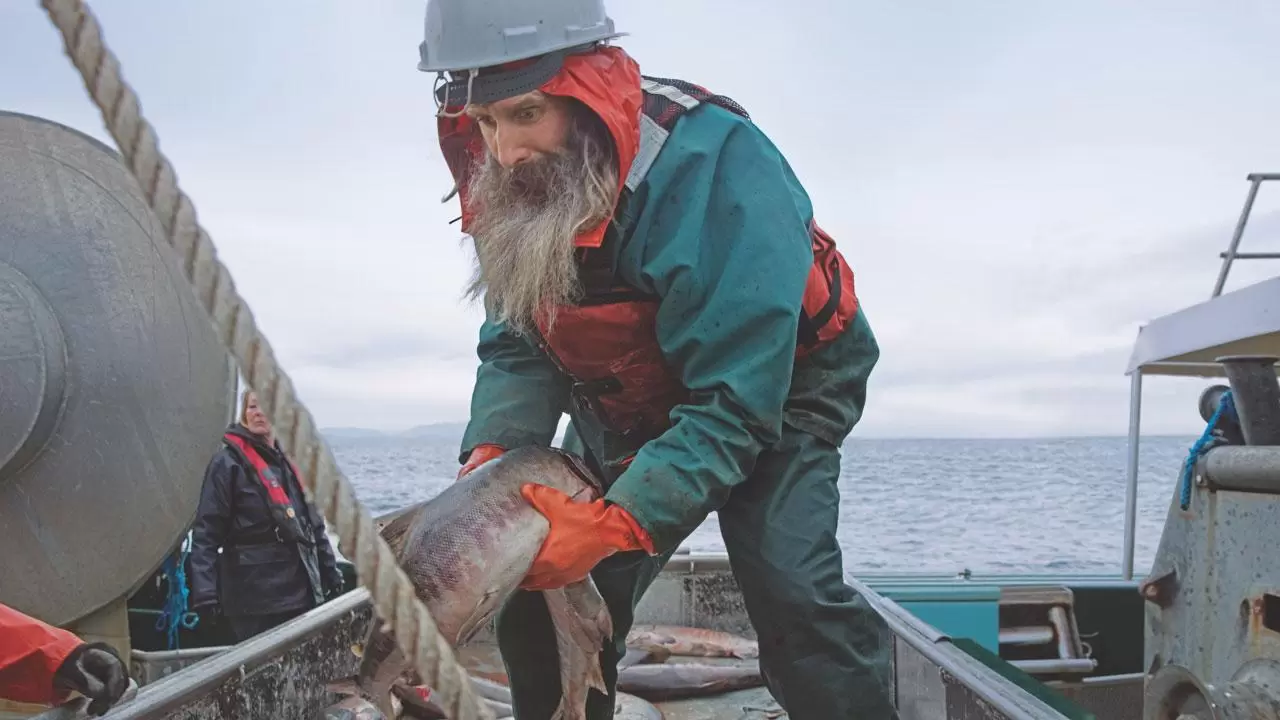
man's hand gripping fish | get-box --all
[355,446,613,719]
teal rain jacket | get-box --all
[447,48,879,554]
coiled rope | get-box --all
[37,1,494,717]
[1178,389,1235,511]
[155,533,200,650]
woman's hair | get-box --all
[239,391,256,424]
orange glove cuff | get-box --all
[517,484,657,591]
[599,503,656,556]
[458,443,504,480]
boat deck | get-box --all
[456,643,782,719]
[28,561,1146,720]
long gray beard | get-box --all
[462,123,618,336]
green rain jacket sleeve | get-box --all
[458,312,572,462]
[604,108,816,553]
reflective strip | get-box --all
[626,114,668,191]
[639,78,700,110]
[625,81,703,191]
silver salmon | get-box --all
[616,661,765,701]
[354,445,614,720]
[625,625,759,659]
[615,691,664,720]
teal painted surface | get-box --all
[876,584,1002,652]
[854,571,1139,588]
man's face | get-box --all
[466,91,576,169]
[461,91,618,337]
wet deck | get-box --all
[456,643,783,719]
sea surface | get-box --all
[327,433,1197,577]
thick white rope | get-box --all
[36,2,495,718]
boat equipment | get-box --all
[33,1,493,718]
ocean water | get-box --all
[327,433,1197,577]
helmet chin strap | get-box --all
[434,68,479,118]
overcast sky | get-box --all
[4,1,1280,438]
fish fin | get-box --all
[350,643,364,659]
[583,657,608,698]
[546,581,613,718]
[455,590,500,646]
[377,501,428,558]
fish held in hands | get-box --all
[351,446,616,719]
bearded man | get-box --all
[424,3,898,719]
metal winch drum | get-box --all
[0,111,235,626]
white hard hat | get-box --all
[417,0,627,112]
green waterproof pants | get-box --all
[494,426,899,720]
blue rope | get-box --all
[155,533,200,649]
[1178,389,1235,510]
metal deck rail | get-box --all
[1211,173,1280,298]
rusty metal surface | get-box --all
[1218,658,1280,720]
[1143,453,1280,686]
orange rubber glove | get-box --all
[518,483,655,591]
[457,444,504,481]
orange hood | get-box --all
[436,45,643,249]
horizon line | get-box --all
[319,425,1198,443]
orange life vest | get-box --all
[527,76,860,441]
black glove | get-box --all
[324,570,345,601]
[52,642,129,717]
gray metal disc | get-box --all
[0,110,235,625]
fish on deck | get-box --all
[614,692,664,720]
[625,626,759,660]
[616,662,765,702]
[619,644,673,669]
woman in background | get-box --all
[188,392,344,642]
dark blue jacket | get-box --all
[188,425,342,617]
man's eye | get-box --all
[515,108,539,122]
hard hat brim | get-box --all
[429,41,622,109]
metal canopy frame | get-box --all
[1120,173,1280,579]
